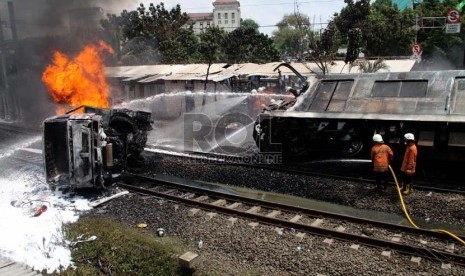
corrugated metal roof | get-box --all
[105,60,416,83]
[137,74,166,83]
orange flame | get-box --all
[42,41,114,113]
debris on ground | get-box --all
[89,191,129,208]
[68,235,97,247]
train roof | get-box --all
[272,70,465,122]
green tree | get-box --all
[223,26,280,63]
[307,21,340,74]
[161,29,200,63]
[357,59,389,72]
[415,0,465,68]
[241,19,260,31]
[199,26,227,91]
[345,27,363,64]
[120,37,161,65]
[366,0,414,56]
[101,3,193,65]
[333,0,370,45]
[332,0,414,57]
[272,13,313,60]
[100,14,123,60]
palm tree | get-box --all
[356,59,389,73]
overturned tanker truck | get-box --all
[43,106,152,190]
[254,64,465,176]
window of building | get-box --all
[218,20,221,24]
[218,13,221,19]
[225,20,228,24]
[232,20,235,24]
[224,13,228,19]
[232,12,235,19]
[200,22,203,30]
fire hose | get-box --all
[388,165,465,246]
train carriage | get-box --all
[254,67,465,177]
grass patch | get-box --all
[56,216,189,275]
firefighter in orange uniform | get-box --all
[371,134,394,190]
[400,133,417,195]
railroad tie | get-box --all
[163,189,177,195]
[381,251,391,258]
[246,206,261,214]
[391,237,401,242]
[206,212,217,219]
[227,217,238,225]
[226,202,242,209]
[323,238,333,246]
[211,199,227,206]
[266,210,281,218]
[410,257,421,266]
[289,215,302,223]
[311,218,324,227]
[392,233,402,242]
[446,243,456,253]
[195,195,209,202]
[295,232,306,241]
[189,208,200,216]
[441,263,452,270]
[248,222,259,229]
[182,193,196,199]
[335,226,345,232]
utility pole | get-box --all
[6,1,20,121]
[0,11,8,121]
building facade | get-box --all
[187,0,241,35]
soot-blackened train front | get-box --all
[254,65,465,171]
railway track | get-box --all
[144,146,465,194]
[0,122,39,136]
[118,173,465,266]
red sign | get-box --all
[412,43,422,56]
[446,9,461,24]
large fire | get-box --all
[42,41,114,113]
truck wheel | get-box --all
[109,115,135,134]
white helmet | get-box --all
[373,134,383,143]
[404,133,415,141]
[251,89,257,94]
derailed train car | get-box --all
[254,66,465,175]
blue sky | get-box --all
[120,0,347,36]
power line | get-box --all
[189,21,329,31]
[181,0,343,11]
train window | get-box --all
[315,81,337,100]
[372,80,427,97]
[332,80,353,100]
[372,81,399,97]
[457,79,465,91]
[399,81,427,97]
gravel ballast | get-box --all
[87,152,465,275]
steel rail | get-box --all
[120,174,465,242]
[146,148,465,194]
[118,178,465,265]
[0,123,39,135]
